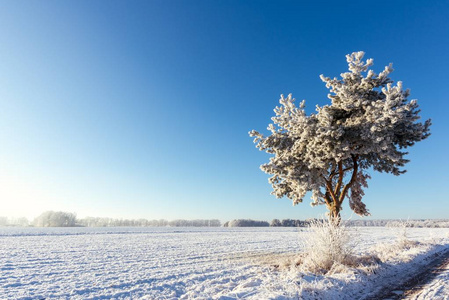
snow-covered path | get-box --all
[1,227,449,299]
[406,257,449,300]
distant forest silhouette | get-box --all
[1,211,449,228]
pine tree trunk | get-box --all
[329,206,341,225]
[324,155,359,226]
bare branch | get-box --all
[334,161,344,196]
[339,155,359,205]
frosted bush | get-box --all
[375,219,420,262]
[298,218,359,274]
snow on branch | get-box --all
[250,51,431,218]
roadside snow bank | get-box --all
[407,255,449,300]
[218,233,449,299]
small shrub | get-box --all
[298,218,359,274]
[375,219,420,262]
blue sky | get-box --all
[0,0,447,221]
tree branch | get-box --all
[342,166,353,172]
[324,191,332,208]
[328,163,337,181]
[334,161,344,196]
[338,155,359,205]
[325,180,339,206]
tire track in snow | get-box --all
[404,252,449,299]
[373,247,449,299]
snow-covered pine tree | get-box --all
[250,51,431,222]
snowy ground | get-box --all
[1,226,449,299]
[407,256,449,300]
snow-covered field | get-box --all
[1,226,449,299]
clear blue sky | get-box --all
[0,0,447,221]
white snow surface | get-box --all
[408,259,449,300]
[1,227,449,299]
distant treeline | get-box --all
[0,216,29,227]
[79,217,221,228]
[0,211,221,228]
[270,219,309,227]
[347,219,449,228]
[223,219,270,227]
[222,219,308,227]
[223,218,449,228]
[2,212,449,228]
[223,219,320,227]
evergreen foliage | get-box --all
[250,52,431,219]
